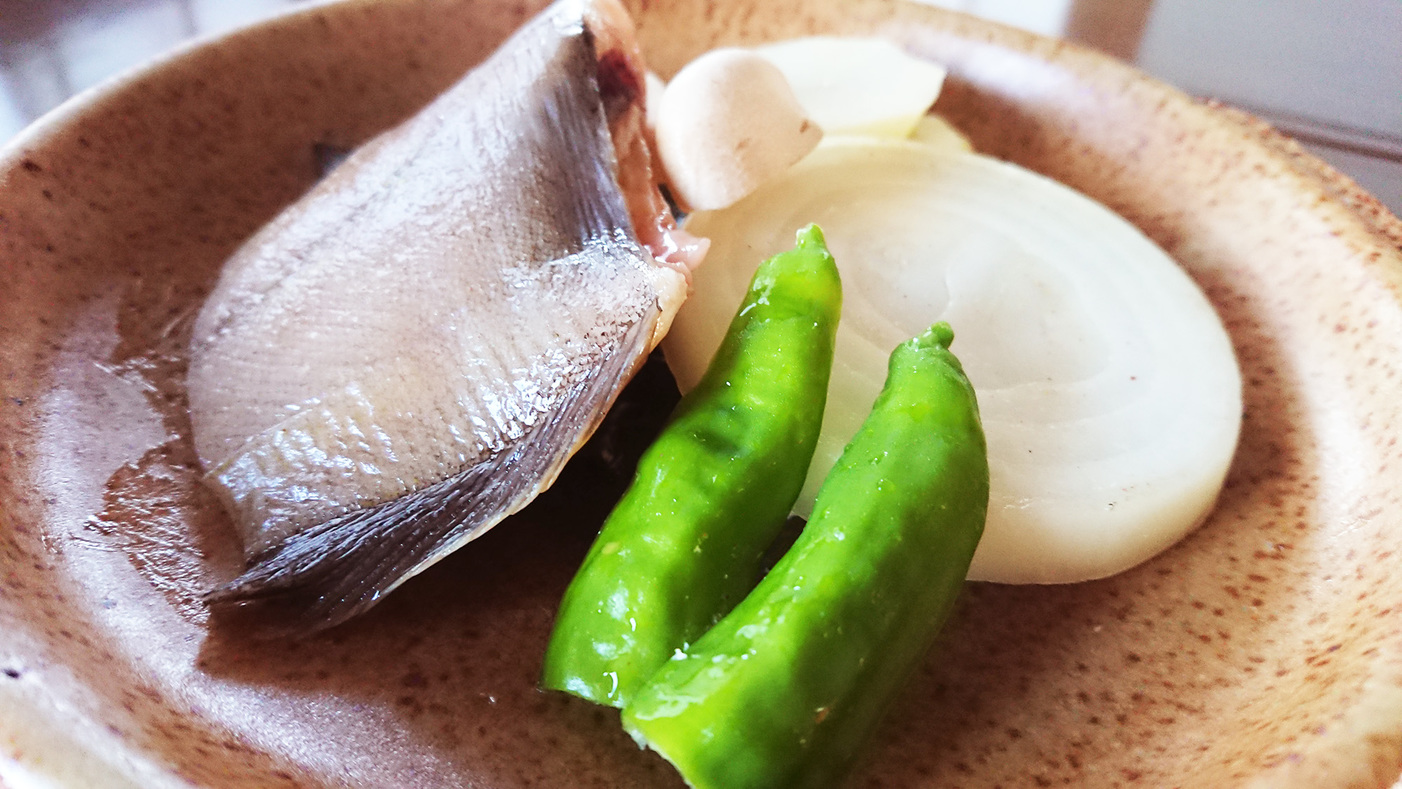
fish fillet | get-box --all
[189,0,692,629]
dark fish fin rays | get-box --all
[205,305,658,632]
[529,18,636,249]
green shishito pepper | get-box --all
[622,322,988,789]
[541,224,842,707]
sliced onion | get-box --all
[908,113,973,152]
[754,37,947,139]
[665,139,1242,584]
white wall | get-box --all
[1136,0,1402,138]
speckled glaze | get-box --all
[2,0,1400,786]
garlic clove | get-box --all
[653,49,822,212]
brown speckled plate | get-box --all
[3,0,1402,786]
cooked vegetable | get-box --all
[624,322,988,789]
[653,49,822,211]
[910,113,973,151]
[753,36,947,138]
[542,225,842,707]
[665,138,1242,585]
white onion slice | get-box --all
[908,114,973,152]
[665,140,1242,584]
[754,37,947,139]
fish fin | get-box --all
[205,303,657,633]
[539,21,639,246]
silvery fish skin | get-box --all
[189,0,689,630]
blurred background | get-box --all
[1,0,1400,213]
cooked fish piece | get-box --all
[189,0,696,630]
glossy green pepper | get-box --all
[622,322,988,789]
[541,224,842,707]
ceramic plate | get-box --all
[2,0,1401,786]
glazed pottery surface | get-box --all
[2,0,1401,786]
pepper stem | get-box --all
[794,223,828,251]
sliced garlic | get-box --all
[664,139,1242,585]
[754,37,947,139]
[653,49,822,212]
